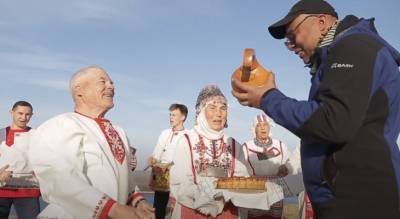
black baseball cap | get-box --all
[268,0,338,39]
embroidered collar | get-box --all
[172,128,184,136]
[253,137,272,147]
[74,111,110,123]
[5,126,31,146]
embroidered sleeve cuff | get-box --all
[127,192,144,206]
[100,198,116,219]
[92,195,116,219]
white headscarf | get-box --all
[251,114,274,138]
[193,85,227,140]
[194,108,224,140]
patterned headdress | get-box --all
[251,114,274,137]
[195,85,227,121]
[253,114,275,128]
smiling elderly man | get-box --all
[29,66,155,219]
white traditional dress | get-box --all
[29,112,142,219]
[169,126,251,219]
[0,127,40,198]
[243,138,291,219]
[152,128,187,164]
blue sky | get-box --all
[1,0,399,168]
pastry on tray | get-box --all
[215,176,266,190]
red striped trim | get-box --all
[5,126,31,146]
[127,192,144,205]
[184,134,197,184]
[249,147,280,157]
[99,199,116,219]
[230,140,236,177]
[248,148,264,154]
[244,143,256,175]
[266,147,281,157]
[279,141,283,164]
[0,188,40,198]
[305,193,314,218]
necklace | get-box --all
[254,137,272,147]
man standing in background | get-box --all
[0,101,40,219]
[148,103,188,219]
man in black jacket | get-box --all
[232,0,400,218]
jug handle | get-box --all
[243,48,255,68]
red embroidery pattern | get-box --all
[192,135,233,175]
[95,119,126,164]
[92,195,109,219]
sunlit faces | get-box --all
[80,69,115,111]
[255,121,270,141]
[169,109,185,129]
[10,106,32,129]
[285,14,323,64]
[204,101,227,132]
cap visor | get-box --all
[268,13,297,39]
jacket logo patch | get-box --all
[331,63,354,69]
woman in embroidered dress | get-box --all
[169,85,250,219]
[243,114,291,219]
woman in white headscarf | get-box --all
[243,114,291,219]
[169,85,250,219]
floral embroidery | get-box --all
[192,135,233,175]
[95,119,126,164]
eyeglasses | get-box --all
[284,15,318,47]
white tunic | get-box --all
[0,128,34,174]
[169,129,250,218]
[245,140,304,197]
[29,112,135,219]
[244,138,290,176]
[152,128,187,164]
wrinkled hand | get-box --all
[109,202,154,219]
[231,72,276,108]
[135,200,155,219]
[277,164,289,177]
[0,165,12,182]
[108,204,138,219]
